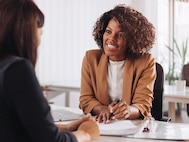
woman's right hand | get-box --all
[93,105,111,123]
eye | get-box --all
[117,32,125,38]
[105,29,111,34]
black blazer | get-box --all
[0,56,77,142]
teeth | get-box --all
[108,44,117,48]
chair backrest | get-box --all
[182,64,189,116]
[182,63,189,86]
[151,62,164,120]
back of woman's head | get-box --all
[0,0,44,66]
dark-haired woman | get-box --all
[0,0,99,141]
[79,4,156,123]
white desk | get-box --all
[51,105,189,142]
[43,82,80,107]
[164,85,189,122]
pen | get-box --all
[108,99,121,120]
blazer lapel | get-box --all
[96,54,110,105]
[122,61,133,104]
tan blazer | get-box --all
[79,49,156,118]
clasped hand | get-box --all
[95,100,130,123]
[56,113,100,141]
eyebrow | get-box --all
[106,27,123,33]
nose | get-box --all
[108,33,116,41]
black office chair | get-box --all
[151,62,171,122]
[181,64,189,116]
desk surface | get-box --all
[50,104,189,142]
[92,136,180,142]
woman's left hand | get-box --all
[110,100,131,120]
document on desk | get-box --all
[127,121,189,140]
[99,120,145,136]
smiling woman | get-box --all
[79,4,156,124]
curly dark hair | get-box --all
[92,4,155,59]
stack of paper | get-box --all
[98,120,146,136]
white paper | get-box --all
[99,120,145,136]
